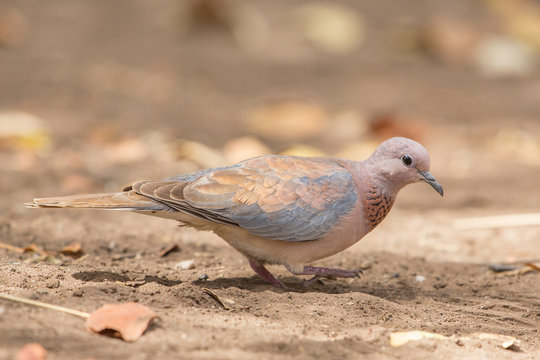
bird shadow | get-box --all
[72,270,182,287]
[192,275,418,300]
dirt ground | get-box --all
[1,1,539,359]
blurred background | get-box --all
[0,0,539,228]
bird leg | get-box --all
[287,265,362,281]
[248,259,290,290]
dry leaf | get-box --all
[60,242,84,258]
[86,303,157,342]
[389,331,447,347]
[16,343,47,360]
[23,244,48,257]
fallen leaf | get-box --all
[16,343,47,360]
[23,244,48,257]
[86,303,157,342]
[60,242,84,258]
[389,330,447,347]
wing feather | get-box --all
[131,156,358,241]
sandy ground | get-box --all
[1,1,540,359]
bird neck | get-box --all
[351,159,400,231]
[363,182,396,230]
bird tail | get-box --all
[25,191,167,211]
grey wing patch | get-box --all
[229,171,358,241]
[129,159,357,242]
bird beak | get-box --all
[419,171,444,196]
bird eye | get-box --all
[401,155,413,166]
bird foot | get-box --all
[249,260,291,290]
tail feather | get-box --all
[25,191,168,211]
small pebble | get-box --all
[415,275,426,282]
[46,280,60,289]
[390,272,400,279]
[176,259,195,270]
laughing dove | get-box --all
[26,137,443,289]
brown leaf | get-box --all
[86,303,157,342]
[16,343,47,360]
[23,244,48,257]
[60,242,84,258]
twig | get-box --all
[524,263,540,272]
[158,243,179,257]
[203,288,230,310]
[453,213,540,230]
[0,293,90,319]
[202,288,249,311]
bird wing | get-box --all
[133,156,358,241]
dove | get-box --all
[26,137,443,289]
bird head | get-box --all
[367,137,443,196]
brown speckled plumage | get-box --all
[365,186,395,229]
